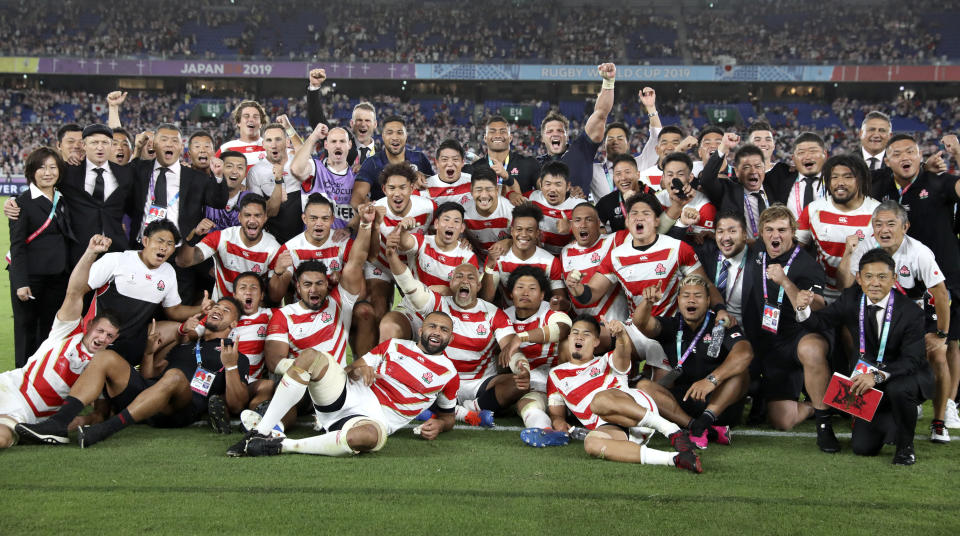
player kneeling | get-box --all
[543,315,702,473]
[227,311,460,457]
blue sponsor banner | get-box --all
[0,177,28,196]
[415,64,837,82]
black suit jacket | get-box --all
[8,187,76,287]
[127,160,228,245]
[700,152,794,216]
[803,286,933,396]
[465,150,541,193]
[307,86,362,165]
[59,160,134,262]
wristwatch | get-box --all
[274,178,283,184]
[872,371,885,385]
[936,329,948,339]
[706,374,719,386]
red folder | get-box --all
[823,372,883,422]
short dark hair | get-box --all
[539,160,570,181]
[486,115,509,127]
[295,259,328,280]
[734,144,766,165]
[604,121,629,138]
[232,271,265,294]
[435,201,465,220]
[715,210,748,232]
[747,121,774,136]
[423,310,452,326]
[261,122,287,137]
[609,153,638,170]
[154,122,182,136]
[112,127,133,148]
[90,309,122,331]
[470,166,498,187]
[624,191,663,218]
[571,314,601,337]
[794,132,825,150]
[304,192,335,212]
[540,111,569,132]
[822,154,871,198]
[436,138,465,159]
[573,201,598,216]
[24,146,66,187]
[697,126,724,144]
[237,193,267,213]
[219,150,247,164]
[886,134,917,149]
[188,131,214,146]
[143,219,182,243]
[378,162,417,186]
[506,265,550,297]
[623,192,663,218]
[218,297,244,318]
[56,123,82,144]
[662,152,693,172]
[858,248,895,273]
[658,125,685,140]
[381,115,406,128]
[512,203,543,224]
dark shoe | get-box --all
[892,445,916,466]
[207,395,231,434]
[226,430,270,457]
[15,420,69,445]
[77,425,107,449]
[669,430,695,453]
[245,435,283,457]
[816,422,840,453]
[673,450,703,473]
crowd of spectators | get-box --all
[0,87,956,177]
[0,0,950,64]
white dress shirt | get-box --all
[85,159,118,200]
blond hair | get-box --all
[232,100,268,126]
[759,203,797,233]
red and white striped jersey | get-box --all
[279,232,353,275]
[655,189,717,235]
[600,231,701,317]
[16,317,91,418]
[463,197,513,256]
[217,138,265,168]
[415,172,473,206]
[638,164,663,191]
[406,232,479,288]
[561,235,629,320]
[403,291,515,381]
[363,338,459,419]
[372,195,436,270]
[524,190,580,254]
[493,246,565,305]
[505,301,566,370]
[265,286,359,366]
[797,196,880,298]
[197,226,281,300]
[547,352,631,430]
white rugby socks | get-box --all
[256,369,308,435]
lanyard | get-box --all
[675,311,713,368]
[603,161,614,191]
[149,167,180,209]
[792,177,823,217]
[859,291,895,363]
[489,154,509,186]
[194,340,203,366]
[761,247,801,305]
[716,251,746,297]
[743,192,762,237]
[895,177,915,201]
[25,190,61,244]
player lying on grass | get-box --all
[538,315,703,473]
[0,235,120,448]
[631,275,753,449]
[227,311,459,457]
[17,298,250,447]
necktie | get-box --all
[866,304,881,343]
[153,167,169,206]
[717,259,731,295]
[751,191,766,216]
[359,147,370,163]
[868,157,879,171]
[802,176,817,207]
[92,167,105,202]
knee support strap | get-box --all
[340,416,388,453]
[305,352,347,407]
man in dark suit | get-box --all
[4,124,134,265]
[682,211,755,326]
[859,111,892,173]
[699,133,793,240]
[465,115,540,197]
[306,68,370,167]
[796,248,932,465]
[127,123,228,302]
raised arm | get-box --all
[607,320,633,373]
[291,123,326,181]
[106,91,127,129]
[306,69,329,128]
[584,63,616,143]
[57,234,112,323]
[339,203,376,297]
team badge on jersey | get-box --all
[320,311,332,323]
[919,189,929,199]
[476,324,488,336]
[257,326,267,337]
[855,229,865,240]
[591,252,601,263]
[328,260,341,271]
[655,263,666,276]
[899,265,911,277]
[422,372,434,384]
[252,265,262,273]
[588,366,601,377]
[157,280,165,291]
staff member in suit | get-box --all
[683,211,754,325]
[8,147,76,367]
[796,249,933,465]
[128,123,228,302]
[4,124,135,263]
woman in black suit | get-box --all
[8,147,75,367]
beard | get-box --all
[420,333,448,355]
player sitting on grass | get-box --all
[502,266,572,441]
[541,315,703,473]
[631,275,754,449]
[18,298,250,447]
[0,235,120,448]
[227,311,459,457]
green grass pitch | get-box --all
[0,198,957,534]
